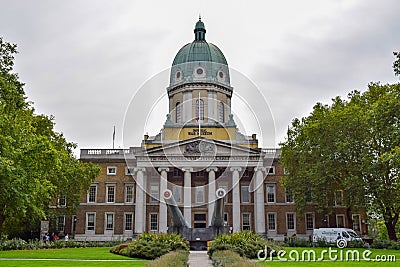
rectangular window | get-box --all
[125,185,134,203]
[105,213,114,230]
[58,195,66,207]
[305,188,312,202]
[268,166,275,175]
[267,185,275,203]
[286,213,296,231]
[107,166,117,175]
[86,213,95,231]
[352,214,361,231]
[305,213,315,230]
[242,213,251,231]
[125,167,134,175]
[56,215,65,232]
[88,185,97,203]
[150,184,159,203]
[150,213,158,231]
[195,186,205,203]
[106,185,115,203]
[336,214,345,228]
[196,171,204,177]
[173,185,182,203]
[267,213,276,231]
[224,213,228,225]
[173,168,181,177]
[335,190,343,206]
[241,185,250,203]
[285,189,294,203]
[125,213,133,231]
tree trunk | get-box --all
[385,221,397,241]
[0,214,5,238]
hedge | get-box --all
[144,250,189,267]
[211,250,260,267]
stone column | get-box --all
[182,91,192,123]
[182,168,193,226]
[230,167,242,232]
[158,168,169,233]
[134,168,146,233]
[254,167,266,233]
[207,167,218,226]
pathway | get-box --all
[188,251,213,267]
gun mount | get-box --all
[163,188,229,250]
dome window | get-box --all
[219,71,224,78]
[194,67,206,78]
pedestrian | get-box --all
[65,234,69,241]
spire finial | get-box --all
[194,17,206,41]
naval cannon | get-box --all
[163,188,228,250]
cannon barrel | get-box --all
[211,188,226,227]
[163,189,190,228]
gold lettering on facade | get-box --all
[188,129,213,136]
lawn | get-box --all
[0,247,149,267]
[258,247,399,266]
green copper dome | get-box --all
[172,19,228,66]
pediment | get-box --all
[145,137,261,157]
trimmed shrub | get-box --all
[371,239,400,250]
[285,237,312,247]
[110,232,189,260]
[211,250,260,267]
[144,250,189,267]
[208,231,283,259]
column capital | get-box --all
[254,167,266,172]
[134,167,146,173]
[181,168,193,173]
[206,167,218,172]
[158,167,170,172]
[230,167,242,172]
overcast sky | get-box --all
[1,0,399,156]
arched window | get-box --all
[196,99,204,121]
[219,101,224,122]
[176,102,181,123]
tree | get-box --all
[394,51,400,77]
[0,37,100,237]
[280,82,400,240]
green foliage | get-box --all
[280,82,400,240]
[208,231,283,259]
[0,236,121,251]
[285,237,312,247]
[211,250,260,267]
[110,233,189,260]
[144,250,188,267]
[371,239,400,250]
[0,37,100,237]
[394,51,400,77]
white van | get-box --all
[313,228,362,243]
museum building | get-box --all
[56,19,367,241]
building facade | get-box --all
[58,19,367,241]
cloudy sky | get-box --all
[1,0,399,155]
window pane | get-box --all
[287,213,295,230]
[107,186,115,203]
[306,213,314,230]
[125,186,134,203]
[106,214,113,230]
[150,214,158,231]
[196,186,204,203]
[268,213,276,230]
[87,213,95,231]
[176,102,181,123]
[267,186,275,203]
[150,185,159,203]
[173,185,181,203]
[337,215,345,228]
[306,188,312,202]
[88,186,96,203]
[56,216,65,232]
[241,186,250,203]
[242,213,251,230]
[219,101,224,122]
[352,214,361,231]
[285,189,294,203]
[196,99,204,120]
[335,190,343,206]
[125,213,133,231]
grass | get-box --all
[257,247,399,266]
[0,247,149,267]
